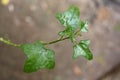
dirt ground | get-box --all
[0,0,120,80]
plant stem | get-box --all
[43,36,69,45]
[0,37,21,47]
[43,30,81,45]
[0,29,81,46]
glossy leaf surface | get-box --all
[20,41,55,73]
[73,40,93,60]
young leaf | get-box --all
[58,27,76,42]
[73,40,93,60]
[81,20,88,32]
[56,5,89,43]
[56,5,81,30]
[20,41,55,73]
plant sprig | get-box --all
[0,37,20,47]
[0,5,93,73]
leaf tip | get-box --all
[56,13,62,19]
[87,53,93,60]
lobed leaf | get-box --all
[56,5,81,30]
[20,41,55,73]
[56,5,89,42]
[73,40,93,60]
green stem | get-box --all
[0,37,21,47]
[0,29,81,46]
[43,29,81,45]
[43,36,69,45]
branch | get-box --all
[0,37,21,47]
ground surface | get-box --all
[0,0,120,80]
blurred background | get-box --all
[0,0,120,80]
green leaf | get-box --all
[73,40,93,60]
[58,27,76,42]
[56,5,81,30]
[56,5,89,43]
[20,41,55,73]
[81,20,88,32]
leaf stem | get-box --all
[43,29,81,45]
[0,37,21,47]
[43,36,69,45]
[0,29,81,46]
